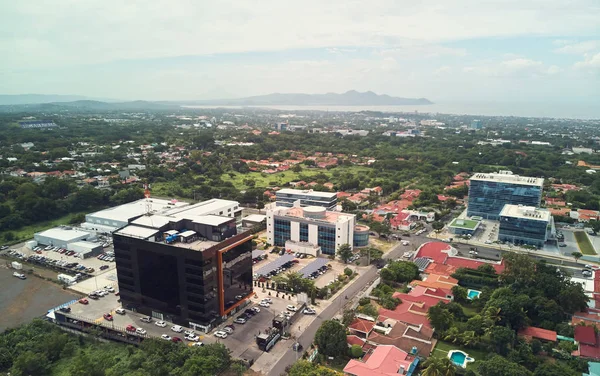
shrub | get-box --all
[344,267,353,276]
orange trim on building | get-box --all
[217,235,253,316]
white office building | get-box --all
[275,189,338,211]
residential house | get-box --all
[575,325,600,359]
[368,320,436,356]
[517,327,557,343]
[343,345,419,376]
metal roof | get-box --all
[255,254,295,276]
[298,258,329,278]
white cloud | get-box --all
[574,53,600,71]
[434,66,452,75]
[1,0,599,70]
[464,58,561,77]
[554,40,600,54]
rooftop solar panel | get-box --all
[255,254,295,276]
[413,257,431,272]
[298,258,329,278]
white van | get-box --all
[171,325,183,333]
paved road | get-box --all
[268,266,378,376]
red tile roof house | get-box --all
[575,325,600,359]
[518,327,557,342]
[343,345,419,376]
[367,320,437,356]
[378,301,433,329]
[415,242,505,275]
[349,318,377,338]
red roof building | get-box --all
[367,321,436,356]
[343,345,417,376]
[378,302,432,329]
[349,318,376,337]
[576,326,598,346]
[415,242,505,274]
[518,326,557,342]
[347,335,367,348]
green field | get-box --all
[0,211,95,245]
[574,231,597,255]
[221,166,372,190]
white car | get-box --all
[251,306,260,313]
[140,316,152,323]
[155,321,167,327]
[222,327,234,334]
[214,331,228,338]
[262,298,272,304]
[234,317,247,324]
[185,334,200,342]
[136,328,147,335]
[286,305,297,312]
[115,308,126,315]
[282,311,292,318]
[259,301,270,308]
[303,308,316,315]
[96,290,108,297]
[104,286,115,293]
[192,342,204,347]
[171,325,183,333]
[184,330,195,336]
[161,334,172,341]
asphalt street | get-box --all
[267,266,378,376]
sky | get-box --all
[1,0,599,103]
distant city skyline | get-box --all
[1,1,599,105]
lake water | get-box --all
[184,102,600,120]
[0,267,79,331]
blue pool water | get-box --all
[450,351,466,366]
[467,289,481,299]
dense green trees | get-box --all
[337,243,353,263]
[314,320,348,358]
[0,320,237,376]
[380,261,420,284]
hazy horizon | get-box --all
[1,1,599,106]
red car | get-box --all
[126,325,136,332]
[103,313,113,321]
[171,337,183,343]
[78,298,89,305]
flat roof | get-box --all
[243,214,266,223]
[191,215,233,227]
[470,171,543,187]
[69,241,101,250]
[276,188,337,199]
[115,225,159,239]
[449,218,480,230]
[88,198,189,223]
[272,206,354,225]
[36,227,91,242]
[500,204,551,221]
[179,230,196,238]
[161,198,239,218]
[131,214,173,228]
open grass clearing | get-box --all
[574,231,597,255]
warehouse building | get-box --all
[34,227,92,248]
[83,198,242,234]
[66,241,103,258]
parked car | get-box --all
[286,305,297,312]
[184,330,195,336]
[171,337,183,343]
[115,308,126,314]
[59,307,71,313]
[262,298,272,304]
[259,301,270,308]
[155,320,167,327]
[214,331,228,339]
[192,342,204,347]
[303,308,316,315]
[78,298,89,305]
[104,286,115,293]
[126,325,136,332]
[251,306,261,313]
[161,334,172,341]
[234,317,247,324]
[103,313,113,321]
[136,328,147,335]
[171,325,183,333]
[185,334,200,342]
[140,316,153,323]
[222,327,234,334]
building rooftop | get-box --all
[36,227,91,242]
[276,188,337,199]
[500,204,551,222]
[243,214,266,223]
[87,198,188,223]
[115,225,159,239]
[449,218,480,230]
[272,206,354,225]
[470,171,543,187]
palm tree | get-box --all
[422,357,457,376]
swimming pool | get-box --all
[448,350,474,368]
[467,289,481,300]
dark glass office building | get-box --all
[498,205,552,247]
[113,208,253,332]
[467,172,543,220]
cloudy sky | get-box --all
[1,0,599,103]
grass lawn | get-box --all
[574,231,597,255]
[1,211,98,245]
[221,166,372,190]
[432,340,491,369]
[370,238,395,252]
[461,305,479,317]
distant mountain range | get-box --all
[179,90,433,106]
[0,91,432,112]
